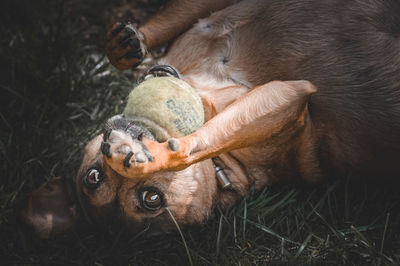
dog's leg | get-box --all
[104,80,318,178]
[139,0,239,50]
[105,0,238,70]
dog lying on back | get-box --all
[22,0,400,238]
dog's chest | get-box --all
[158,12,260,89]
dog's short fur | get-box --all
[22,0,400,238]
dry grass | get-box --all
[1,0,400,265]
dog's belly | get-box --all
[161,0,400,178]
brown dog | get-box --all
[21,0,400,239]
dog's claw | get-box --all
[103,129,112,142]
[125,27,136,36]
[139,142,154,162]
[129,38,140,48]
[101,142,112,158]
[120,37,140,48]
[119,32,131,45]
[125,49,143,59]
[123,151,134,167]
[145,150,154,162]
[111,23,125,38]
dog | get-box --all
[21,0,400,239]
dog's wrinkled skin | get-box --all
[22,0,400,238]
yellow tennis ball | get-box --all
[123,76,205,139]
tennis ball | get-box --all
[123,77,205,140]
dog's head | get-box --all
[20,115,223,239]
[20,78,317,238]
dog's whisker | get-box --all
[103,128,112,142]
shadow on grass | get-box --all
[0,0,399,265]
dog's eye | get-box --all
[140,188,164,211]
[84,168,103,189]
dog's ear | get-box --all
[20,177,78,238]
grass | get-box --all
[1,0,400,265]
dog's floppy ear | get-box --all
[20,177,78,238]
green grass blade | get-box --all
[166,207,194,266]
[216,214,223,264]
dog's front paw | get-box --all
[105,22,146,70]
[102,134,192,178]
[101,130,155,177]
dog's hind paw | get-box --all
[105,22,146,70]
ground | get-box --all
[0,0,399,265]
